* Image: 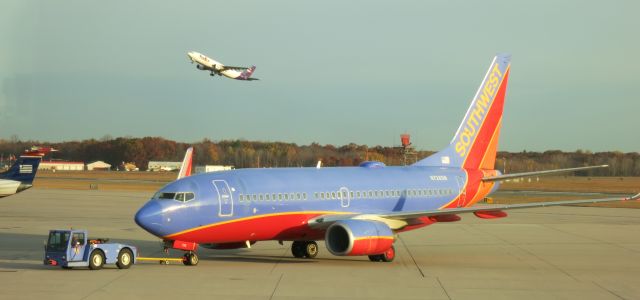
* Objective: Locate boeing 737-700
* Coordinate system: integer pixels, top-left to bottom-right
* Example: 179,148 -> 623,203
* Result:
136,54 -> 638,265
187,51 -> 258,81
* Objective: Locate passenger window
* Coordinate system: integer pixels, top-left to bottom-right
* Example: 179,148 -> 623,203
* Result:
350,191 -> 354,198
356,191 -> 361,198
265,194 -> 270,201
284,194 -> 289,200
320,192 -> 325,199
314,192 -> 319,199
331,192 -> 336,199
303,193 -> 307,200
259,194 -> 264,201
272,193 -> 277,201
296,193 -> 301,200
290,193 -> 295,200
251,194 -> 256,201
278,194 -> 283,200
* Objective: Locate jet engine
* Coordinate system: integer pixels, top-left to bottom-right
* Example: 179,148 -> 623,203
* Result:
325,219 -> 394,256
196,64 -> 206,70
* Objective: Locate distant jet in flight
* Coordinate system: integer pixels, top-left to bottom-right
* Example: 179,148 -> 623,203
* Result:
187,51 -> 259,81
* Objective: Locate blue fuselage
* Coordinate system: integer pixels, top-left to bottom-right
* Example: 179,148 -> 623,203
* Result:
135,164 -> 500,244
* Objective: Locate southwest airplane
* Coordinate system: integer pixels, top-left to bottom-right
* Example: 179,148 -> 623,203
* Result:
136,54 -> 638,265
0,156 -> 41,197
187,51 -> 259,81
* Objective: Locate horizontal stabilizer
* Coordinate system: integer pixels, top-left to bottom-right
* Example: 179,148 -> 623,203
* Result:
482,165 -> 608,182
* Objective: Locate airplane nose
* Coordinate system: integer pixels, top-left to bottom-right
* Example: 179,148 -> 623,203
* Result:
135,200 -> 164,236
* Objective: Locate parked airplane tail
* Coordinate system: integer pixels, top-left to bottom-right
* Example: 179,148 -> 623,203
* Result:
239,66 -> 258,80
413,54 -> 511,170
177,147 -> 193,180
0,156 -> 41,184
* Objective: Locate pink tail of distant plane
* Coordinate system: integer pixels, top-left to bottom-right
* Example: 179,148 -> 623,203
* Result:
239,66 -> 258,80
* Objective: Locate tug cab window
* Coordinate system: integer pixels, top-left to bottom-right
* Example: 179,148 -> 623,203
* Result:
46,231 -> 70,252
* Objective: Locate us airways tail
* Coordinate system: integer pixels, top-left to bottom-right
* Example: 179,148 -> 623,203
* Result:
413,54 -> 511,170
0,156 -> 41,197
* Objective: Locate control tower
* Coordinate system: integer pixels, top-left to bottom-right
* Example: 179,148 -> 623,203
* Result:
400,134 -> 417,165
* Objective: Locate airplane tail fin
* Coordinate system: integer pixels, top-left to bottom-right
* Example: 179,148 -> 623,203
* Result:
413,54 -> 511,170
0,156 -> 41,184
239,66 -> 257,80
177,147 -> 194,180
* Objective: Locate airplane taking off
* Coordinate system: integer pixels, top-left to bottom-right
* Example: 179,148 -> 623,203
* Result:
187,51 -> 259,81
136,54 -> 638,265
0,156 -> 41,197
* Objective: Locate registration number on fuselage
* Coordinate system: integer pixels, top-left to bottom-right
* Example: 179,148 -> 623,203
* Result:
429,175 -> 448,181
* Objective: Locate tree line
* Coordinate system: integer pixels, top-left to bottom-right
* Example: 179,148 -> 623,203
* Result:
0,136 -> 638,176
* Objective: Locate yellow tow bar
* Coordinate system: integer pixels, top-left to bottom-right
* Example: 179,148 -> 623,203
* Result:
137,257 -> 184,265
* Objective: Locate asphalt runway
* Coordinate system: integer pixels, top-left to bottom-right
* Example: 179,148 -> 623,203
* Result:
1,188 -> 639,300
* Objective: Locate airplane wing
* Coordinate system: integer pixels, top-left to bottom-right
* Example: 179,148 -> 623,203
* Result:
308,192 -> 640,230
482,165 -> 609,182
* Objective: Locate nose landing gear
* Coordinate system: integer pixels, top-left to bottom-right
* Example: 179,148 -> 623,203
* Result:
183,251 -> 199,266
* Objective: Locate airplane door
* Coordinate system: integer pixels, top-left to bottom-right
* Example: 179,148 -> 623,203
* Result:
339,187 -> 350,208
213,180 -> 233,217
67,232 -> 86,262
455,176 -> 466,208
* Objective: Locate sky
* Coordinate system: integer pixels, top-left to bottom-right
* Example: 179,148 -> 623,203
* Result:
1,0 -> 638,152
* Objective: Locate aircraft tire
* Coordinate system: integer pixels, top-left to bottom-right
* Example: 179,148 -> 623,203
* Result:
304,241 -> 319,259
368,254 -> 382,262
380,246 -> 395,262
291,241 -> 305,258
183,252 -> 199,266
116,248 -> 133,269
89,250 -> 105,270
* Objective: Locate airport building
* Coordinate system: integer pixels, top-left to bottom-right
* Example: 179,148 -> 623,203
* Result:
39,161 -> 85,171
87,161 -> 111,171
147,161 -> 181,171
194,165 -> 234,174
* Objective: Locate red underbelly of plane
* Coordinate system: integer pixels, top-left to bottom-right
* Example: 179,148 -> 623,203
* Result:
168,212 -> 329,243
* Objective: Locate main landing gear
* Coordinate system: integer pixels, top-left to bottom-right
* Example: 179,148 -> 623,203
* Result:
291,241 -> 319,258
368,246 -> 395,262
182,251 -> 199,266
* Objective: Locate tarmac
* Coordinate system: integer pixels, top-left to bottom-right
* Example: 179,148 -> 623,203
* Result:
1,188 -> 639,300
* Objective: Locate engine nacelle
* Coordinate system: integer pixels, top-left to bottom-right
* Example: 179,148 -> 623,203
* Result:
196,64 -> 206,70
325,219 -> 394,256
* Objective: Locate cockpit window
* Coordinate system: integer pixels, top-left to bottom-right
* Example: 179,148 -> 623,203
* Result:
158,193 -> 176,199
155,191 -> 195,202
175,193 -> 185,201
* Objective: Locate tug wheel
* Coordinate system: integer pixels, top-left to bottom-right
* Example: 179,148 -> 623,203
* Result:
116,248 -> 133,269
89,250 -> 105,270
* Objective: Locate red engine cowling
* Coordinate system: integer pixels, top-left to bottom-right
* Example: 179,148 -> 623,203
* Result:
325,219 -> 394,256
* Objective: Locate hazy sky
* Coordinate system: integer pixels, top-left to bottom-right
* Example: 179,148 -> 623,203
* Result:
1,0 -> 638,152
